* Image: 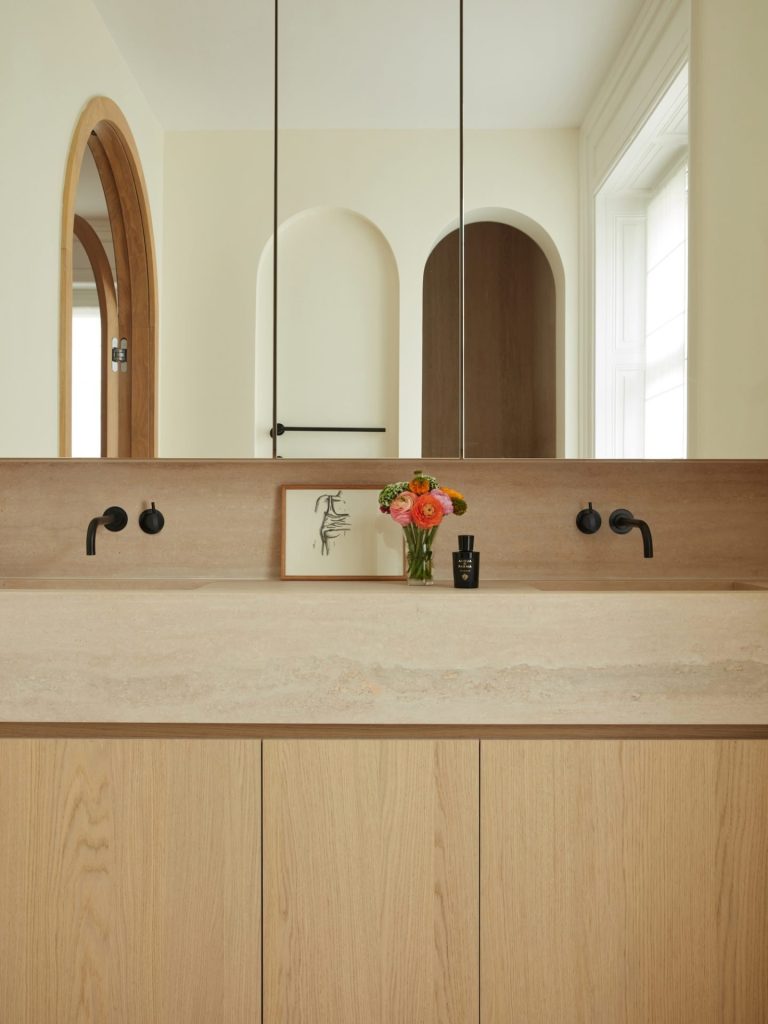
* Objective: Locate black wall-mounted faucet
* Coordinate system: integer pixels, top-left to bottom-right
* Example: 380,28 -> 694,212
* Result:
609,508 -> 654,558
86,506 -> 128,556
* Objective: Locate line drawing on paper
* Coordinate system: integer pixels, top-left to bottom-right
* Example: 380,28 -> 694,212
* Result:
314,490 -> 351,555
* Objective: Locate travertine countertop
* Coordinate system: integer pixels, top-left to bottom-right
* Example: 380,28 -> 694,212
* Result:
1,580 -> 767,724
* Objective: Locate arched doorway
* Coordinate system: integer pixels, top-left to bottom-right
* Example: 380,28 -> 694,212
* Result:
422,221 -> 556,458
60,96 -> 157,457
255,207 -> 399,458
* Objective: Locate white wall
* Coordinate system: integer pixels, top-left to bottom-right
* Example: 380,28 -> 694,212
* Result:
0,0 -> 164,457
159,132 -> 272,458
688,0 -> 768,456
161,128 -> 578,457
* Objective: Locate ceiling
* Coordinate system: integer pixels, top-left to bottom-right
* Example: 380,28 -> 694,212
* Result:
93,0 -> 646,131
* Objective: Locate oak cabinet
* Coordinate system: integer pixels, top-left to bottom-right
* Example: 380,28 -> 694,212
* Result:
481,740 -> 768,1024
263,739 -> 479,1024
0,739 -> 262,1024
1,736 -> 766,1024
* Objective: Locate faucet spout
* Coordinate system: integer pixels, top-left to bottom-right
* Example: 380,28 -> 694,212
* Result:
86,515 -> 110,556
609,509 -> 654,558
86,506 -> 128,556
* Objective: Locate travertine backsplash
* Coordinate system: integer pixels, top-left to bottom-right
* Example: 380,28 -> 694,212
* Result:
1,459 -> 766,580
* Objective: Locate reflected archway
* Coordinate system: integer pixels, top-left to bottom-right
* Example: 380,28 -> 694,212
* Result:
423,216 -> 559,458
256,207 -> 399,458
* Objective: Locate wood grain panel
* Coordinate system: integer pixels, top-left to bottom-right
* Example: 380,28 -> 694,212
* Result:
422,223 -> 556,458
422,231 -> 461,457
0,739 -> 261,1023
88,133 -> 133,458
481,740 -> 768,1024
3,723 -> 768,740
1,459 -> 767,582
464,222 -> 556,458
263,739 -> 479,1023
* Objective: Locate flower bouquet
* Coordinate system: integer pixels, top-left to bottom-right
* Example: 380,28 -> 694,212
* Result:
378,471 -> 467,585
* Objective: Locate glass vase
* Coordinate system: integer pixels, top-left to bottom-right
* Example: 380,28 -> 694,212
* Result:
404,525 -> 438,585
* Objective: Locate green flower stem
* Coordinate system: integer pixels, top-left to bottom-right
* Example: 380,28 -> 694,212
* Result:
404,524 -> 438,583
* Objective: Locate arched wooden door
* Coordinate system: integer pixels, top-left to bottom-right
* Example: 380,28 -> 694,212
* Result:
60,97 -> 157,457
422,221 -> 556,458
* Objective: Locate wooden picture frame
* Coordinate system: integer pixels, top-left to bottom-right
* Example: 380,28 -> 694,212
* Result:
281,485 -> 405,580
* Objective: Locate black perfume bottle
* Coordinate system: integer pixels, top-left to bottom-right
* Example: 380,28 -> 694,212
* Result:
452,535 -> 480,588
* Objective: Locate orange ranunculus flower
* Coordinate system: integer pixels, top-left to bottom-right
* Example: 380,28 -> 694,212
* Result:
408,477 -> 431,495
442,487 -> 464,501
412,493 -> 444,529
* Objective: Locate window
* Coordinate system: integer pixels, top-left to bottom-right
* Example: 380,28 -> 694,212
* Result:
595,66 -> 688,458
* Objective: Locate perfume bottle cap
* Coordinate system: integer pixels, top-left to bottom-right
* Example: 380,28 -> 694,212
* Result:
458,534 -> 474,551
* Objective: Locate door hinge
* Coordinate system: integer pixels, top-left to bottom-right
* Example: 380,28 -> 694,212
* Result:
111,338 -> 128,373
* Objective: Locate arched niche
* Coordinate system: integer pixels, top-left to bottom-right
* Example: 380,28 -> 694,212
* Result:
60,96 -> 157,457
256,207 -> 399,458
423,212 -> 562,458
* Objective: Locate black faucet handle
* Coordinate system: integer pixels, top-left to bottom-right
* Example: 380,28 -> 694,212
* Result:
576,502 -> 602,534
139,501 -> 165,535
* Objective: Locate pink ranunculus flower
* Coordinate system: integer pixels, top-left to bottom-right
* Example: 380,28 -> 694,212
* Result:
431,489 -> 454,516
389,490 -> 416,526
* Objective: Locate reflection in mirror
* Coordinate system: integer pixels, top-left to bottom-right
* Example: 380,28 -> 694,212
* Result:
71,150 -> 116,457
423,222 -> 556,458
6,0 -> 768,459
595,65 -> 689,458
60,97 -> 158,458
463,0 -> 656,458
268,0 -> 460,458
258,209 -> 399,458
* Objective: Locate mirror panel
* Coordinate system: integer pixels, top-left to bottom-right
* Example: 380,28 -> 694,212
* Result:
133,0 -> 275,458
463,0 -> 649,459
270,0 -> 460,458
4,0 -> 767,458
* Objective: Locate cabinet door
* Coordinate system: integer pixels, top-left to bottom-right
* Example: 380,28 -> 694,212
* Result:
481,740 -> 768,1024
263,739 -> 479,1024
0,739 -> 261,1023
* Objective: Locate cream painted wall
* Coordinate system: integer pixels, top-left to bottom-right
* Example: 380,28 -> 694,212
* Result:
159,132 -> 272,458
0,0 -> 163,457
259,209 -> 400,460
160,128 -> 578,457
688,0 -> 768,457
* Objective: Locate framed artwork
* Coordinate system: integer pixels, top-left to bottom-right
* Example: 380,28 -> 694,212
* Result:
281,485 -> 405,580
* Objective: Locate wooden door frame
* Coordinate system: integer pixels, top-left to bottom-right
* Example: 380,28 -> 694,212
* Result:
60,96 -> 157,457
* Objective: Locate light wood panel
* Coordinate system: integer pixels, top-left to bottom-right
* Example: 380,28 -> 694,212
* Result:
87,133 -> 134,458
3,723 -> 768,739
263,739 -> 479,1023
481,740 -> 768,1024
1,459 -> 767,581
0,739 -> 261,1023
